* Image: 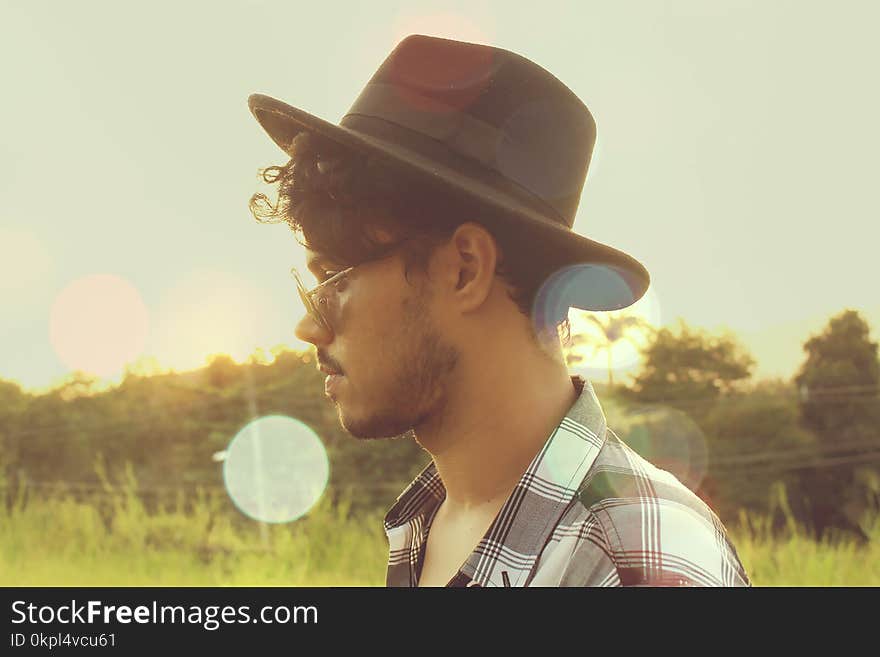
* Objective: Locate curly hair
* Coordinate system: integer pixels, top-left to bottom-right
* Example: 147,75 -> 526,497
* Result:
249,131 -> 572,346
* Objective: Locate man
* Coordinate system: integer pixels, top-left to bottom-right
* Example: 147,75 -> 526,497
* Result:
247,35 -> 750,586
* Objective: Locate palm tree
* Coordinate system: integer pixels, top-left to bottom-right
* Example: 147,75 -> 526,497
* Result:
565,314 -> 654,387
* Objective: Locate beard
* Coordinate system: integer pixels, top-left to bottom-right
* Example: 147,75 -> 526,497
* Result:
336,290 -> 459,440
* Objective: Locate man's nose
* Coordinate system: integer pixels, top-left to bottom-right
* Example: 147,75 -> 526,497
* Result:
294,311 -> 333,347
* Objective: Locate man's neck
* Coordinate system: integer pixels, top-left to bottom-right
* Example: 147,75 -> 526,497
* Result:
412,352 -> 579,517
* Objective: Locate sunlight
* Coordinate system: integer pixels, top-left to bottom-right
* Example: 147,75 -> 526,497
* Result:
48,274 -> 149,378
566,282 -> 662,372
149,268 -> 282,374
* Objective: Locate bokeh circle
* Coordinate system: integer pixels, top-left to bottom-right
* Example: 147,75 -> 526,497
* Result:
222,415 -> 330,524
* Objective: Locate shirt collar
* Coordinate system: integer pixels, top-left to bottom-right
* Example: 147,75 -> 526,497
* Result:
383,375 -> 607,587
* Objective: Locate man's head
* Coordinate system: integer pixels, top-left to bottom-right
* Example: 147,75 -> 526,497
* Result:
249,131 -> 572,439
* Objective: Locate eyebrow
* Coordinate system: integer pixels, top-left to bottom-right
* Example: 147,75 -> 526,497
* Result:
306,256 -> 332,274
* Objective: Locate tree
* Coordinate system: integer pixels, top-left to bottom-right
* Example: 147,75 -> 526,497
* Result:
793,309 -> 880,541
794,309 -> 880,434
698,388 -> 818,527
565,313 -> 653,386
204,354 -> 242,390
0,379 -> 32,508
626,320 -> 755,405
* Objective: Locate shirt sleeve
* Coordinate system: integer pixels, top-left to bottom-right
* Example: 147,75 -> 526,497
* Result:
587,500 -> 752,587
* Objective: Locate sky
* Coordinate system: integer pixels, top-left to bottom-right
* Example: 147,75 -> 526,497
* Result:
2,0 -> 878,393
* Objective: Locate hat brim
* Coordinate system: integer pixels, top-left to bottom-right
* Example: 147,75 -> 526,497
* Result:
248,93 -> 650,311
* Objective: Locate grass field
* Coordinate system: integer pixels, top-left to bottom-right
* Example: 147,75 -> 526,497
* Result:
1,488 -> 878,586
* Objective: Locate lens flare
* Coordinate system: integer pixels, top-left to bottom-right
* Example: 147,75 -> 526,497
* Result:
550,271 -> 662,378
49,274 -> 149,377
151,268 -> 282,372
222,415 -> 330,524
534,263 -> 644,322
612,405 -> 708,492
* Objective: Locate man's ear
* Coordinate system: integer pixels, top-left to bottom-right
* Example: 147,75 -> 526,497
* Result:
444,223 -> 499,311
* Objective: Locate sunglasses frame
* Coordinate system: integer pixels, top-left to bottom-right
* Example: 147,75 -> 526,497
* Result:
289,235 -> 427,332
290,266 -> 355,333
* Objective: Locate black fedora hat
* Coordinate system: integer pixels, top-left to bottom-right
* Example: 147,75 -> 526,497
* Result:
248,34 -> 650,312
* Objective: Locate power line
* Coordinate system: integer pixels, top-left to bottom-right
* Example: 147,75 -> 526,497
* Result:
604,381 -> 880,395
688,435 -> 880,468
619,392 -> 879,410
798,383 -> 880,394
632,444 -> 880,477
711,449 -> 880,476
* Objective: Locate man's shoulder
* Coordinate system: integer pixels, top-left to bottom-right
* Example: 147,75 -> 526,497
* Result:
571,429 -> 750,586
576,428 -> 711,517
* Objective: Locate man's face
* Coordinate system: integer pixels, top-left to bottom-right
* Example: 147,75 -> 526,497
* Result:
294,243 -> 460,440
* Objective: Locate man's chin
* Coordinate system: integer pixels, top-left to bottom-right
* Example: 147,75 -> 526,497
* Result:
338,409 -> 415,441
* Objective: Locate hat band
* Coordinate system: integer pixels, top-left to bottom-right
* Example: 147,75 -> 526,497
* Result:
341,83 -> 569,227
346,83 -> 502,167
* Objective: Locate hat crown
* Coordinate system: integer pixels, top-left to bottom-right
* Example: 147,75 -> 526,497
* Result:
247,35 -> 650,311
341,35 -> 597,228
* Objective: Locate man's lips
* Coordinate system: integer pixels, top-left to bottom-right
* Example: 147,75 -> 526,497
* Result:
324,371 -> 344,397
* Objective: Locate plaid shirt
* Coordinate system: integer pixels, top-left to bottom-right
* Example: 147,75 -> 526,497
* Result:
383,376 -> 751,587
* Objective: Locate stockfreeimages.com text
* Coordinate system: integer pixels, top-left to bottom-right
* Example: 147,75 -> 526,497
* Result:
11,600 -> 317,631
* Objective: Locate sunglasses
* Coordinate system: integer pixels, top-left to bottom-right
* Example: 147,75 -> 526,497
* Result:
289,236 -> 424,332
